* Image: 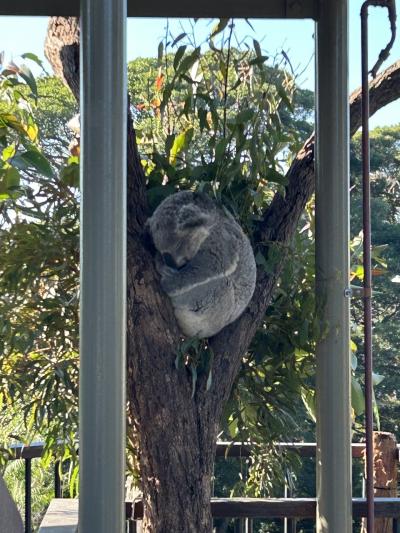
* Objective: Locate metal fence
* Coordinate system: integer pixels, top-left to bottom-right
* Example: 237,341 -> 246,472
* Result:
6,441 -> 400,533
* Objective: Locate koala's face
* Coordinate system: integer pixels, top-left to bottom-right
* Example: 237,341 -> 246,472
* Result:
148,191 -> 216,269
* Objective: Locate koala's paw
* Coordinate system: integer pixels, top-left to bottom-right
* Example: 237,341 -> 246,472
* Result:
159,266 -> 178,295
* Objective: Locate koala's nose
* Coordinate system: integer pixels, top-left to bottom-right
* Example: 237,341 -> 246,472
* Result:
162,253 -> 178,269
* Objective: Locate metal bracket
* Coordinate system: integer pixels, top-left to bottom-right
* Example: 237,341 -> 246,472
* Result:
348,286 -> 372,299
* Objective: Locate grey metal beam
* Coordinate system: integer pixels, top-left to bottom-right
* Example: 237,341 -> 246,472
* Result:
315,0 -> 352,532
79,0 -> 126,531
0,0 -> 318,18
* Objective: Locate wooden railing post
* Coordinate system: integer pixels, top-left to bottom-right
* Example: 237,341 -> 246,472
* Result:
362,432 -> 398,533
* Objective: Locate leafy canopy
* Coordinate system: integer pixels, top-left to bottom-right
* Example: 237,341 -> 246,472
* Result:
0,20 -> 398,498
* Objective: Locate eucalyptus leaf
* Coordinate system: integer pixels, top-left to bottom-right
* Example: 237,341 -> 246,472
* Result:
20,149 -> 54,178
19,64 -> 38,99
351,377 -> 365,416
253,39 -> 262,58
301,388 -> 316,422
173,45 -> 187,71
171,32 -> 186,47
211,18 -> 230,38
157,41 -> 164,67
21,53 -> 44,68
2,144 -> 16,162
178,48 -> 201,74
191,364 -> 198,399
169,128 -> 193,165
372,372 -> 384,386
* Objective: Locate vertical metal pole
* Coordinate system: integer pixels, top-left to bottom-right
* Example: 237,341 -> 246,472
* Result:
284,479 -> 296,533
234,518 -> 245,533
315,1 -> 352,532
54,460 -> 61,498
361,4 -> 374,531
79,0 -> 127,531
24,458 -> 31,533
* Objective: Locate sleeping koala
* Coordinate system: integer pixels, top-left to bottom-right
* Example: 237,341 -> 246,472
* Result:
148,191 -> 256,338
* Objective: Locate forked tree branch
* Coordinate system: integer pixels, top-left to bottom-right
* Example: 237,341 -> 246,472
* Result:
45,15 -> 400,419
209,59 -> 400,404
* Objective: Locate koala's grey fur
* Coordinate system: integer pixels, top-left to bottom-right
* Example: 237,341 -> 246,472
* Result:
148,191 -> 256,338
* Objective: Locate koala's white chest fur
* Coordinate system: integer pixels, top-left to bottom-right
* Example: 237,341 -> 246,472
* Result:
148,191 -> 257,338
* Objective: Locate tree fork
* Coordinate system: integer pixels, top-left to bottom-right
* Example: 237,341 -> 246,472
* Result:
44,16 -> 400,532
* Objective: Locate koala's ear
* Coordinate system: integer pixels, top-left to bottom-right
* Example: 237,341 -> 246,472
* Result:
177,205 -> 208,229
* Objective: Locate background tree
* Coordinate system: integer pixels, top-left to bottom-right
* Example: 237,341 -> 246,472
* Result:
0,56 -> 79,528
350,125 -> 400,435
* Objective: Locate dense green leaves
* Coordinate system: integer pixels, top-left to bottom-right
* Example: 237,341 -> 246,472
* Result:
350,125 -> 400,437
0,28 -> 316,499
129,23 -> 311,230
1,22 -> 399,505
0,56 -> 79,500
0,60 -> 69,202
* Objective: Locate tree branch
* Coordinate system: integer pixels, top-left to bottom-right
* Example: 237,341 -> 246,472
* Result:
349,59 -> 400,136
44,15 -> 400,434
45,17 -> 149,234
209,59 -> 400,406
45,17 -> 80,102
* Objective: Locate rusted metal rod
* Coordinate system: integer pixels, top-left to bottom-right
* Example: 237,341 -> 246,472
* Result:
360,2 -> 396,532
361,4 -> 374,531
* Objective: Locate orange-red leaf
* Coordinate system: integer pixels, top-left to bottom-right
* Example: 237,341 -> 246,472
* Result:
155,73 -> 165,91
372,268 -> 386,276
151,98 -> 161,109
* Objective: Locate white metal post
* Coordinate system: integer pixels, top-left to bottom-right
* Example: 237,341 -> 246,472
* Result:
315,0 -> 352,531
79,0 -> 127,531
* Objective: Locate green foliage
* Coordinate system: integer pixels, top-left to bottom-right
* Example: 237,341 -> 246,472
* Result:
0,55 -> 80,496
350,125 -> 400,437
128,21 -> 312,227
1,22 -> 399,507
0,27 -> 316,499
127,23 -> 321,493
175,338 -> 214,397
3,458 -> 53,531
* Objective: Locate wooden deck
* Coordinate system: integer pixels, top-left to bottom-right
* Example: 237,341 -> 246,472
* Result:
38,499 -> 78,533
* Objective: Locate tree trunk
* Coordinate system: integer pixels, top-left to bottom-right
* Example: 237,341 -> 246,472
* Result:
136,403 -> 216,531
125,215 -> 223,531
44,17 -> 400,533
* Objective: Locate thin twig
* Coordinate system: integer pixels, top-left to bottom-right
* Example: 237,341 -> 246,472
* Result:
222,20 -> 234,139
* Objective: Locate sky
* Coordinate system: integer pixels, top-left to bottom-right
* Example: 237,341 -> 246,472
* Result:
0,0 -> 399,128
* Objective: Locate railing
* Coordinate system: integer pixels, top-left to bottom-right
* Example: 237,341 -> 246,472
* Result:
5,440 -> 400,533
6,442 -> 61,533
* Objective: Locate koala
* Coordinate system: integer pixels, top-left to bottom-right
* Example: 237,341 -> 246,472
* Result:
147,191 -> 256,338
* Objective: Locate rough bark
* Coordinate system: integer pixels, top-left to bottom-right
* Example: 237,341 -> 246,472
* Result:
44,17 -> 400,532
349,60 -> 400,136
45,18 -> 80,102
361,432 -> 398,533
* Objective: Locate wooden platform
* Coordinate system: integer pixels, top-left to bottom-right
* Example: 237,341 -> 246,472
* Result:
38,499 -> 78,533
38,496 -> 400,529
